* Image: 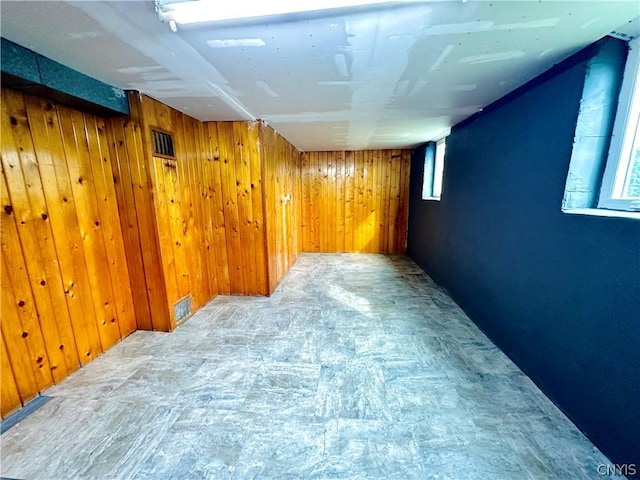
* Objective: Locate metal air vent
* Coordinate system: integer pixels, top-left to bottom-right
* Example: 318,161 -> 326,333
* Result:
174,295 -> 191,324
151,129 -> 175,158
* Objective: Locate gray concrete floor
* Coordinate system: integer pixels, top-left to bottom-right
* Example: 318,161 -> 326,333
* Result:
1,254 -> 614,479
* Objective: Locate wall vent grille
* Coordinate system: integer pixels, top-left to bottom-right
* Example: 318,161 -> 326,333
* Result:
151,129 -> 175,158
174,295 -> 191,323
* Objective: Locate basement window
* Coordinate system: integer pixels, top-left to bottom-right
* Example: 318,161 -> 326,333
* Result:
599,37 -> 640,212
422,138 -> 446,201
151,129 -> 175,159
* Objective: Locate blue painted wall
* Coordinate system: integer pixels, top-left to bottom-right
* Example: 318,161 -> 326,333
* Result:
407,39 -> 640,469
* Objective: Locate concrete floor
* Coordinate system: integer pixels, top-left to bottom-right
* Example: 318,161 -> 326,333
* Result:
1,254 -> 613,479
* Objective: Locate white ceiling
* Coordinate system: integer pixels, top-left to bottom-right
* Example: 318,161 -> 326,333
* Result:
1,1 -> 639,151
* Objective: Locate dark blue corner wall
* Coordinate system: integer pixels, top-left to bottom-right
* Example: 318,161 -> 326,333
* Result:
407,39 -> 640,469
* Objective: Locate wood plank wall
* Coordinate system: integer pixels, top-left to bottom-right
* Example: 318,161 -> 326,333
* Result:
120,96 -> 297,326
1,87 -> 412,418
127,94 -> 221,326
106,99 -> 170,332
1,88 -> 136,417
301,149 -> 411,253
202,120 -> 269,296
261,123 -> 301,292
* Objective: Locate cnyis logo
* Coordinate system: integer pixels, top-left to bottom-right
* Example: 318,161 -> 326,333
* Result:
597,463 -> 637,477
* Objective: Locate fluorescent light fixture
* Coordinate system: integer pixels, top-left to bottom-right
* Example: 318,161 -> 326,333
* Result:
157,0 -> 404,25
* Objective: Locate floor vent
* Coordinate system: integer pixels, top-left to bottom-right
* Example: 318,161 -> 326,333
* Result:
174,295 -> 191,323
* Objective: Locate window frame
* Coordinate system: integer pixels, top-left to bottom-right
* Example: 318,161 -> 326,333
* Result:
422,137 -> 446,201
598,36 -> 640,212
433,138 -> 446,199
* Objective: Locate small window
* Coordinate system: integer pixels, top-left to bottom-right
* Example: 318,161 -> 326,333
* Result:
599,37 -> 640,212
151,129 -> 175,159
422,138 -> 446,200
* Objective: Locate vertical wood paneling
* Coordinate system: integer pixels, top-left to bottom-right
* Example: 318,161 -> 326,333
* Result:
2,92 -> 78,383
124,96 -> 284,304
301,149 -> 411,253
218,122 -> 245,294
108,94 -> 170,332
138,97 -> 179,323
290,141 -> 301,267
62,108 -> 122,350
1,88 -> 135,417
354,151 -> 365,251
204,123 -> 231,294
195,121 -> 219,300
363,150 -> 372,251
172,111 -> 200,304
260,123 -> 301,292
379,150 -> 392,253
344,151 -> 355,253
196,116 -> 217,301
146,99 -> 189,304
164,143 -> 190,301
233,122 -> 257,294
371,150 -> 381,253
150,155 -> 180,305
1,174 -> 53,397
246,122 -> 268,294
23,96 -> 102,363
91,116 -> 136,337
2,89 -> 307,419
1,199 -> 52,403
107,118 -> 154,331
292,141 -> 302,266
329,152 -> 337,252
186,120 -> 272,296
335,151 -> 345,252
1,331 -> 21,418
320,152 -> 329,252
388,150 -> 401,253
397,149 -> 411,253
182,114 -> 212,307
300,153 -> 310,252
312,152 -> 321,252
263,126 -> 277,290
115,93 -> 225,330
127,95 -> 193,326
